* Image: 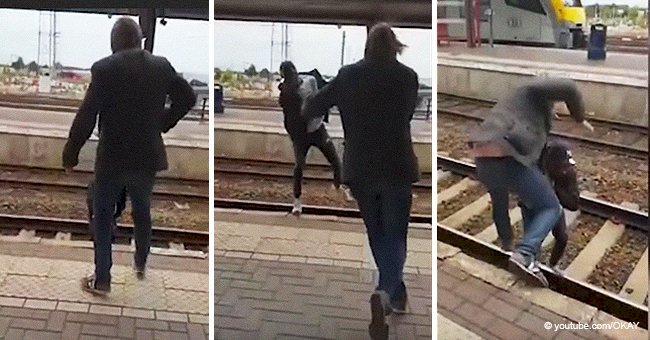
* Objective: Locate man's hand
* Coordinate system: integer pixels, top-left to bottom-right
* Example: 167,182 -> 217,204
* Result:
582,120 -> 594,132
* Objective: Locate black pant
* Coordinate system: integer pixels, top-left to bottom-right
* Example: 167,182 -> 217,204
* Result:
92,169 -> 155,287
291,125 -> 341,199
87,181 -> 127,241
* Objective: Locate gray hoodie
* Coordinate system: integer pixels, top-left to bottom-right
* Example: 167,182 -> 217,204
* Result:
469,78 -> 585,167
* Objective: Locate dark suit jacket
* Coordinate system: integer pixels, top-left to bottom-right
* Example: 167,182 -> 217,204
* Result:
62,49 -> 196,173
468,78 -> 585,167
303,59 -> 420,185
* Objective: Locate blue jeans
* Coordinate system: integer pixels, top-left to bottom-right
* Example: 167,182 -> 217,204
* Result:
349,181 -> 412,300
475,157 -> 561,258
93,168 -> 156,287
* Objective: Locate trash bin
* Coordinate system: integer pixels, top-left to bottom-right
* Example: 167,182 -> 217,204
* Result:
571,28 -> 586,49
214,84 -> 224,114
587,24 -> 607,60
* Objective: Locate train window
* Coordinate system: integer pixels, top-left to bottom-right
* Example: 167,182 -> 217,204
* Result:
457,0 -> 491,22
505,0 -> 546,15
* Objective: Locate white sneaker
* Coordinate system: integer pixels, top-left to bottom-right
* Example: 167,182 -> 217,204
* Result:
551,265 -> 564,277
343,187 -> 355,202
292,198 -> 302,216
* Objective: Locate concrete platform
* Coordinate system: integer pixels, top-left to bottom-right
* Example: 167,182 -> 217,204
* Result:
215,210 -> 432,338
0,240 -> 208,340
215,109 -> 433,173
438,43 -> 648,125
0,107 -> 208,181
437,242 -> 648,340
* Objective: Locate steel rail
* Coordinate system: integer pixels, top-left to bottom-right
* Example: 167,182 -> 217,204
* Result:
437,223 -> 648,329
437,107 -> 648,159
437,155 -> 649,232
214,198 -> 432,225
0,213 -> 208,248
438,93 -> 648,135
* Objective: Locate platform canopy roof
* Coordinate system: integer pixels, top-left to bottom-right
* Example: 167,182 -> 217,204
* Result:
214,0 -> 432,29
29,8 -> 208,21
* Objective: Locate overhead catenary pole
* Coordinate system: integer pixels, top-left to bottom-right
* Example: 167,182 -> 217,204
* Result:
53,12 -> 57,72
270,23 -> 275,72
340,30 -> 346,66
48,12 -> 53,66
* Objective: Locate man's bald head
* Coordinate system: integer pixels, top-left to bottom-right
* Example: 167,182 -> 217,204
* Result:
111,17 -> 143,53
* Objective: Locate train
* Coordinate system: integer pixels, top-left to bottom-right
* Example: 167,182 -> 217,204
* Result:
440,0 -> 587,48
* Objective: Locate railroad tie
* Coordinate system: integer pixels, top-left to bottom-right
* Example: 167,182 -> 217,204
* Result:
437,170 -> 451,182
564,220 -> 625,282
441,194 -> 491,229
540,209 -> 581,249
437,177 -> 479,204
619,248 -> 648,305
474,207 -> 522,243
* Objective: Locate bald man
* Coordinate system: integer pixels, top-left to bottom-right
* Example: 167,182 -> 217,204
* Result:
62,17 -> 196,295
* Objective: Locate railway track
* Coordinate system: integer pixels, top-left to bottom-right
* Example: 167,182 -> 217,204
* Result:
215,157 -> 432,190
0,166 -> 208,201
214,198 -> 433,226
0,213 -> 209,250
438,93 -> 648,159
437,155 -> 648,328
0,95 -> 208,119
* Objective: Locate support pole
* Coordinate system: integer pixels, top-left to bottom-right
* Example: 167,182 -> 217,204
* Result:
465,0 -> 475,47
139,8 -> 156,52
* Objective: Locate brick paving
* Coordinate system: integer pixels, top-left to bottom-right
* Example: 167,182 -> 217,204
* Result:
0,241 -> 209,340
437,259 -> 626,340
0,307 -> 209,339
215,255 -> 433,339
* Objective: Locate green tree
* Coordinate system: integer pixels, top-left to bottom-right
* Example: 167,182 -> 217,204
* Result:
27,61 -> 39,73
259,68 -> 271,79
244,64 -> 257,77
220,70 -> 234,84
10,57 -> 24,71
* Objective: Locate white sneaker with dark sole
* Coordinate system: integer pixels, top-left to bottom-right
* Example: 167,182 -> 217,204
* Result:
508,253 -> 549,288
291,198 -> 302,216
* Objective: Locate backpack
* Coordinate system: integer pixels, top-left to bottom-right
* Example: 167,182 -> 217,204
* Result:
541,140 -> 579,211
299,69 -> 330,123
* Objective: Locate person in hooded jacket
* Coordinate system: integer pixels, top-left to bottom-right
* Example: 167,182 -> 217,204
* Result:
538,139 -> 580,271
278,61 -> 342,215
468,77 -> 593,287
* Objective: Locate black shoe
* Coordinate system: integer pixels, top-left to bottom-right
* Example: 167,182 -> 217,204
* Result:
81,275 -> 110,296
333,173 -> 341,190
391,282 -> 408,314
132,258 -> 146,280
369,291 -> 390,340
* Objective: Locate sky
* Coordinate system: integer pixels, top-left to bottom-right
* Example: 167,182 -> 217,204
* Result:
214,20 -> 432,83
0,9 -> 209,82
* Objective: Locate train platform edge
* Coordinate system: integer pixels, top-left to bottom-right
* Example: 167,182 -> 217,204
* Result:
0,238 -> 209,340
437,242 -> 648,340
214,209 -> 433,339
